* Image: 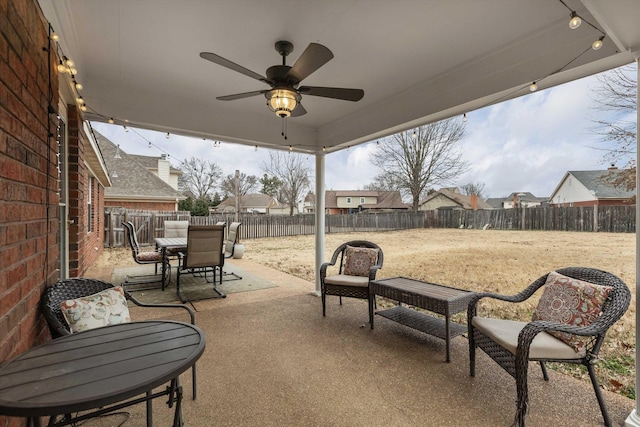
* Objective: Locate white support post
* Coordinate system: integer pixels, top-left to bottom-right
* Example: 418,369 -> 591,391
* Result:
625,57 -> 640,427
313,152 -> 326,296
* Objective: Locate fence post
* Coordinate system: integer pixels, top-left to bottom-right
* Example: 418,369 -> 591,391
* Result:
593,205 -> 599,232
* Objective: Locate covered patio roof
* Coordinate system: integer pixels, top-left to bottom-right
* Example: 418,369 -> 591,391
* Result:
39,0 -> 639,154
39,2 -> 640,423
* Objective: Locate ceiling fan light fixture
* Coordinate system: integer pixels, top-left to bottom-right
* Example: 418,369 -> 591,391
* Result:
266,89 -> 300,118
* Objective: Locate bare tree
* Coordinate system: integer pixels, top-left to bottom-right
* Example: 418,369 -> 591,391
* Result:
262,151 -> 311,215
220,172 -> 258,197
369,118 -> 469,210
460,182 -> 487,199
591,64 -> 637,190
178,157 -> 223,200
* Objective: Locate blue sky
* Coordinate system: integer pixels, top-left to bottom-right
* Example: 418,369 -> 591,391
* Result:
91,65 -> 635,199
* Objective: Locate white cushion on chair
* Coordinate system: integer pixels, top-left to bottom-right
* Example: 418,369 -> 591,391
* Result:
324,274 -> 369,287
60,287 -> 131,333
472,317 -> 586,359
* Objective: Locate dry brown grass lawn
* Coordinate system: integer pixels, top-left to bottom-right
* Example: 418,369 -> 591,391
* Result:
242,228 -> 636,399
99,228 -> 636,398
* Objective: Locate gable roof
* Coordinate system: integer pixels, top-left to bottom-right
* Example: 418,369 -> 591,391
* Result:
94,131 -> 185,201
419,188 -> 493,210
217,194 -> 281,209
567,170 -> 635,199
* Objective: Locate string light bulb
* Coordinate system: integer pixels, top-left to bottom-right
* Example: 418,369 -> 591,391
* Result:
124,125 -> 129,132
148,141 -> 152,148
165,132 -> 170,139
75,82 -> 83,91
569,11 -> 582,29
57,61 -> 66,73
463,113 -> 468,122
529,82 -> 538,92
108,118 -> 114,124
592,36 -> 605,50
411,131 -> 418,141
254,145 -> 258,152
50,32 -> 59,42
322,146 -> 326,152
80,105 -> 87,112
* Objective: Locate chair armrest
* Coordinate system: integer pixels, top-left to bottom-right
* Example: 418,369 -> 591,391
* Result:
467,290 -> 536,328
126,293 -> 196,325
320,262 -> 334,280
368,264 -> 383,281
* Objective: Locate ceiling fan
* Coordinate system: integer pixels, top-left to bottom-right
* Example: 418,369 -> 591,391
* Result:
199,40 -> 364,119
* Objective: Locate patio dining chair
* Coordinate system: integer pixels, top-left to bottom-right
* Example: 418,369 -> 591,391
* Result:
122,221 -> 168,289
320,240 -> 383,322
163,220 -> 189,261
176,224 -> 227,302
468,267 -> 631,427
40,277 -> 199,399
221,221 -> 242,281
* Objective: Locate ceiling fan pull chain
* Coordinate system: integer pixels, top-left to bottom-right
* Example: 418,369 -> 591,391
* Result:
282,117 -> 288,140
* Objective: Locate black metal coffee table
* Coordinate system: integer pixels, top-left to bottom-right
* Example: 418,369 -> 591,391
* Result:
370,277 -> 475,362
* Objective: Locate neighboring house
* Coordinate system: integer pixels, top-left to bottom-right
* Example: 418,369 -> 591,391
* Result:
129,153 -> 182,191
302,192 -> 316,214
418,188 -> 493,211
325,190 -> 409,214
488,192 -> 547,209
94,131 -> 185,211
215,193 -> 286,214
548,168 -> 635,207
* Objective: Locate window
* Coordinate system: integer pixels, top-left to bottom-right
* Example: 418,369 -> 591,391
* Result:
87,177 -> 92,233
346,197 -> 352,204
360,197 -> 365,204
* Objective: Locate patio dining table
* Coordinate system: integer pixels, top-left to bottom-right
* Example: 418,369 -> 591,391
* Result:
0,320 -> 205,427
155,237 -> 188,289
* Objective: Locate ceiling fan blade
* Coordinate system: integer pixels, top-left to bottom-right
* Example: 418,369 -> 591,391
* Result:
291,103 -> 307,117
298,86 -> 364,101
285,43 -> 334,83
216,90 -> 267,101
200,52 -> 271,84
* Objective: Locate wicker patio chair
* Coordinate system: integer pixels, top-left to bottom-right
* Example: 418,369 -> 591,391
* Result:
177,224 -> 227,302
467,267 -> 631,427
40,277 -> 199,399
320,240 -> 383,321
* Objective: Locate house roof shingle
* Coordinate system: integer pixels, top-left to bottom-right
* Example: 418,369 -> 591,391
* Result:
568,170 -> 635,199
94,131 -> 184,201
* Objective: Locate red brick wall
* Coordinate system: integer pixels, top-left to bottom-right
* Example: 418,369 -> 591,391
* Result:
105,200 -> 178,211
66,105 -> 105,276
0,0 -> 60,408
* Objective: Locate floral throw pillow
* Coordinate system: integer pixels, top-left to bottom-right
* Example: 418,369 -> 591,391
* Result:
60,286 -> 131,333
343,245 -> 379,277
532,271 -> 612,352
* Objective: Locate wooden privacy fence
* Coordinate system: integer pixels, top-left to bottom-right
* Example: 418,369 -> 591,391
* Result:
104,205 -> 635,248
426,205 -> 636,233
104,209 -> 427,247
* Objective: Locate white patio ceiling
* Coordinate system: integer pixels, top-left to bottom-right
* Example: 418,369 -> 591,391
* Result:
40,0 -> 640,155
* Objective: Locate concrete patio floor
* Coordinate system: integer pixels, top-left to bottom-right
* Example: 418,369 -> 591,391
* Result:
84,258 -> 634,426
